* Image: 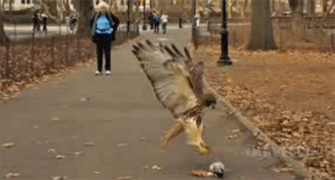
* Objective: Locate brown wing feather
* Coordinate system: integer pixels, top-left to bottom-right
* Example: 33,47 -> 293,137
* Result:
132,40 -> 201,117
189,62 -> 205,97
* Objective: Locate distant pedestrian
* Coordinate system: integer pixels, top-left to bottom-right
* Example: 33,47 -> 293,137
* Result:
195,12 -> 200,27
69,13 -> 77,32
90,1 -> 120,75
33,10 -> 41,33
149,11 -> 154,30
41,13 -> 48,34
153,12 -> 161,34
161,12 -> 168,34
179,16 -> 183,28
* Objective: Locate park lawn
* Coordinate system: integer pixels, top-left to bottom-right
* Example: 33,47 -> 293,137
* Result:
193,43 -> 335,180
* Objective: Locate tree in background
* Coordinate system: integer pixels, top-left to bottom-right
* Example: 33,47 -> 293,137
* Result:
0,14 -> 10,45
288,0 -> 305,36
247,0 -> 277,50
39,0 -> 73,23
289,0 -> 304,16
73,0 -> 94,38
1,0 -> 10,45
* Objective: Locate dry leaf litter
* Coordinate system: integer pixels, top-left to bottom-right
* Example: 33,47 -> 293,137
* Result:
194,43 -> 335,180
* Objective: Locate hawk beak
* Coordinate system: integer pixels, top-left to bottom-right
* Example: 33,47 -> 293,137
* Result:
211,104 -> 216,109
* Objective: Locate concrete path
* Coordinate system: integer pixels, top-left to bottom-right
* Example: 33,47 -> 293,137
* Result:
1,28 -> 297,180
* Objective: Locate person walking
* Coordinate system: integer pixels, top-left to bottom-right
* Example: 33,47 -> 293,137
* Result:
148,11 -> 154,30
161,12 -> 168,34
41,13 -> 48,35
195,11 -> 200,27
90,1 -> 120,75
69,13 -> 77,32
32,10 -> 41,33
153,12 -> 161,34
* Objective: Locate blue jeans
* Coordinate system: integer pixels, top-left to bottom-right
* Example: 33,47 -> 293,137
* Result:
95,33 -> 113,72
162,22 -> 167,34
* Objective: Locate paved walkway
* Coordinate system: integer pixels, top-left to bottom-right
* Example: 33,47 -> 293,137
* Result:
1,28 -> 297,180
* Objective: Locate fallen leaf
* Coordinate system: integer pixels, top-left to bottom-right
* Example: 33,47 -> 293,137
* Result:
190,170 -> 208,177
3,172 -> 20,178
142,166 -> 150,170
117,143 -> 129,147
80,97 -> 89,101
51,117 -> 61,121
140,137 -> 147,141
67,151 -> 83,156
272,167 -> 295,173
51,176 -> 67,180
48,148 -> 57,155
1,142 -> 15,148
45,140 -> 56,144
84,142 -> 94,146
116,176 -> 132,180
151,165 -> 162,170
327,122 -> 335,126
231,129 -> 240,133
32,125 -> 39,129
56,155 -> 66,159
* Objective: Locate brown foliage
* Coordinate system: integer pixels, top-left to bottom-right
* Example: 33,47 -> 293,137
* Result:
0,37 -> 94,102
194,42 -> 335,180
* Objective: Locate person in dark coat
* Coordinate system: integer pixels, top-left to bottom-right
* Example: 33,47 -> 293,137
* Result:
33,10 -> 41,33
69,13 -> 77,32
153,12 -> 161,34
41,13 -> 48,34
90,2 -> 120,75
148,11 -> 154,30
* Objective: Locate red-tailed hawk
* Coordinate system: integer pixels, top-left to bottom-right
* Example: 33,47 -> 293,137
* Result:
132,40 -> 216,155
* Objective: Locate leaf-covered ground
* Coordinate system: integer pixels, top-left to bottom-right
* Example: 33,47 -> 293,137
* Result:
0,37 -> 130,103
0,38 -> 95,102
194,43 -> 335,180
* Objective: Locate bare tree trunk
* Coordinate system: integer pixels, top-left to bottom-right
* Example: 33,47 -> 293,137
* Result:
228,0 -> 237,18
0,14 -> 10,45
241,0 -> 249,18
247,0 -> 277,50
289,0 -> 304,36
135,0 -> 139,20
323,0 -> 329,15
64,0 -> 71,16
321,0 -> 335,32
112,0 -> 118,12
271,0 -> 276,15
40,0 -> 64,23
323,0 -> 335,17
1,0 -> 10,45
75,0 -> 94,38
310,0 -> 317,34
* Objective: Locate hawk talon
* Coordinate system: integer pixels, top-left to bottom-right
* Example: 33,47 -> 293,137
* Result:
198,143 -> 211,156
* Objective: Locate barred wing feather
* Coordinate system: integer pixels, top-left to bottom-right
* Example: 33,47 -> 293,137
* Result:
132,40 -> 200,117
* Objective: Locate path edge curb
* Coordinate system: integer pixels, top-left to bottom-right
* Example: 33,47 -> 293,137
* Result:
187,42 -> 322,180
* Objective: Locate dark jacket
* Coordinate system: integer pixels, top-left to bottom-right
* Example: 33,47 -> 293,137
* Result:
90,12 -> 120,42
153,16 -> 161,24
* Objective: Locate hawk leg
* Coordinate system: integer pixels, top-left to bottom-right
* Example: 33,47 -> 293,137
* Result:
184,118 -> 210,155
161,120 -> 184,148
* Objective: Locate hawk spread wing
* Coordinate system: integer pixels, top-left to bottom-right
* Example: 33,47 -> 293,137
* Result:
132,40 -> 205,118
